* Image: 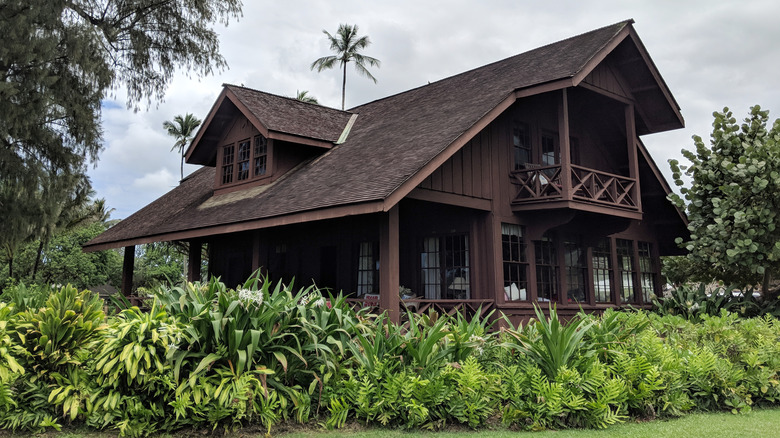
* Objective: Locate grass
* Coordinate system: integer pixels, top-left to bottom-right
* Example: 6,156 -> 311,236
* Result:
2,408 -> 779,437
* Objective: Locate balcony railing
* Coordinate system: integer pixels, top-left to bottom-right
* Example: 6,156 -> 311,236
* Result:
510,164 -> 638,210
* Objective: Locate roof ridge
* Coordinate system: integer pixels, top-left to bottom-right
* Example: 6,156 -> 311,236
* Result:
349,19 -> 634,112
223,83 -> 355,115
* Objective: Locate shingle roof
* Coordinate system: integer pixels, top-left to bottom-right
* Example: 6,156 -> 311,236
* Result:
227,85 -> 354,142
86,20 -> 641,249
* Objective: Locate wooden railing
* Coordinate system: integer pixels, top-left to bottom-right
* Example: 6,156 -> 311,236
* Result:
345,298 -> 495,319
510,164 -> 638,210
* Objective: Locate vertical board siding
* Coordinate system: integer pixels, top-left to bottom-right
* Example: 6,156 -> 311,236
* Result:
418,132 -> 494,200
583,62 -> 630,99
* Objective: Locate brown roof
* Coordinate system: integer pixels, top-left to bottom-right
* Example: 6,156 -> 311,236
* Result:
86,20 -> 676,250
227,85 -> 354,142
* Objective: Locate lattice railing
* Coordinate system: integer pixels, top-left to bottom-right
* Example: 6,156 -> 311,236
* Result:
345,298 -> 495,320
510,164 -> 638,210
510,165 -> 563,201
570,164 -> 637,209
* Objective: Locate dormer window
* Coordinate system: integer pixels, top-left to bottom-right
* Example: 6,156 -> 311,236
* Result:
254,135 -> 267,176
219,134 -> 270,187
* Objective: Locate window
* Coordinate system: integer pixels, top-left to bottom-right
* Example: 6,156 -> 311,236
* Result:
535,233 -> 558,302
593,238 -> 612,303
513,122 -> 531,170
221,145 -> 234,184
564,236 -> 587,303
237,139 -> 251,180
254,135 -> 267,176
541,131 -> 559,166
502,224 -> 528,301
616,239 -> 637,303
220,134 -> 270,186
638,242 -> 656,302
356,242 -> 379,296
420,234 -> 470,300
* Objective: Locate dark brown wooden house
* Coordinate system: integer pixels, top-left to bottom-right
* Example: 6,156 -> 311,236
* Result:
85,20 -> 687,323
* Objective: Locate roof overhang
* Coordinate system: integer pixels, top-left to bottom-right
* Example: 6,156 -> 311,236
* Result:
185,87 -> 335,166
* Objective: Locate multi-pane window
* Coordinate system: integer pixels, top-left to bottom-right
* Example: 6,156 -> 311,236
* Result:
541,132 -> 558,166
535,233 -> 558,302
638,242 -> 656,302
220,134 -> 270,186
564,236 -> 587,303
254,135 -> 267,176
237,140 -> 251,180
356,242 -> 378,296
221,145 -> 234,184
513,122 -> 531,170
502,224 -> 528,301
420,234 -> 470,300
616,239 -> 637,304
593,238 -> 612,303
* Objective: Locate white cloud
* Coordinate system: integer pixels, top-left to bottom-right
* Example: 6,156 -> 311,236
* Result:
89,0 -> 780,219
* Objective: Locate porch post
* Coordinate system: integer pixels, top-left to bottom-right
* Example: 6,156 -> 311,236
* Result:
187,239 -> 202,282
379,205 -> 400,324
558,88 -> 572,200
625,104 -> 642,211
121,245 -> 135,297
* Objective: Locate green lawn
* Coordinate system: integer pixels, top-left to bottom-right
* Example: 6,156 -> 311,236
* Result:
3,408 -> 779,437
278,408 -> 780,438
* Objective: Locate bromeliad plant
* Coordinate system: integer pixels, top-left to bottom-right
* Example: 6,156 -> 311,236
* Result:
503,304 -> 594,378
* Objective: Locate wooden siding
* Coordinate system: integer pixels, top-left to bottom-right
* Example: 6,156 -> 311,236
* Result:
417,138 -> 493,199
582,61 -> 632,100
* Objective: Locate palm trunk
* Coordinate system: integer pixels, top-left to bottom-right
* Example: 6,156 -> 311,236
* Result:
32,239 -> 44,280
762,268 -> 771,296
180,150 -> 184,181
341,63 -> 347,110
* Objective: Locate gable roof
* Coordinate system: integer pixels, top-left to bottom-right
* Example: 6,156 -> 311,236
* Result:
187,85 -> 355,165
85,19 -> 684,251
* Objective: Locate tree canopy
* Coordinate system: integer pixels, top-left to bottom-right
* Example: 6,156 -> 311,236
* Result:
0,0 -> 241,271
163,113 -> 202,181
669,106 -> 780,293
311,23 -> 380,110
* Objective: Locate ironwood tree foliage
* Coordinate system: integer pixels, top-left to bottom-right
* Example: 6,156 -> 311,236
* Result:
0,0 -> 241,277
311,23 -> 380,110
669,106 -> 780,293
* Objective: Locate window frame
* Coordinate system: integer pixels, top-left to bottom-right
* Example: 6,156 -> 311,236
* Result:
501,223 -> 528,302
420,234 -> 471,300
218,134 -> 272,189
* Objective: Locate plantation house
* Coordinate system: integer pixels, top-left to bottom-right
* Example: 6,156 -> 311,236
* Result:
85,20 -> 687,323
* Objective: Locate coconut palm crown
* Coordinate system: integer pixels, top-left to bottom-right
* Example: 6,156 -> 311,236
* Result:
163,113 -> 202,181
310,23 -> 380,110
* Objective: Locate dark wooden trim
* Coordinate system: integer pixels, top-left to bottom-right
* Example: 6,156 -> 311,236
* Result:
383,93 -> 517,210
572,25 -> 632,86
252,232 -> 261,273
187,239 -> 202,282
512,200 -> 643,220
379,205 -> 400,323
122,245 -> 135,296
514,79 -> 574,99
559,89 -> 572,201
406,188 -> 492,211
577,82 -> 634,105
266,130 -> 333,149
610,237 -> 621,306
585,245 -> 595,306
185,87 -> 230,161
626,105 -> 642,212
83,201 -> 386,252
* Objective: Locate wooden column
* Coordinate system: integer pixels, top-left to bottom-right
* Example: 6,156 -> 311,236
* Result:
379,205 -> 400,324
252,232 -> 261,275
609,237 -> 621,306
121,245 -> 135,297
625,104 -> 642,211
556,235 -> 568,306
187,239 -> 202,282
558,88 -> 572,200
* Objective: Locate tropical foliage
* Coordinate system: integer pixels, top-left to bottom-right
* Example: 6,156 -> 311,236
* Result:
3,277 -> 780,436
163,113 -> 202,181
669,105 -> 780,294
311,23 -> 381,110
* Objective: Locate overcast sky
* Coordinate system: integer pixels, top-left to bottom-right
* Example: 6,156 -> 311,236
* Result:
92,0 -> 780,219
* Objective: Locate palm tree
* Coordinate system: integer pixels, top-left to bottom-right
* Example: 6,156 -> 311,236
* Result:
295,90 -> 319,104
163,113 -> 202,181
310,24 -> 380,110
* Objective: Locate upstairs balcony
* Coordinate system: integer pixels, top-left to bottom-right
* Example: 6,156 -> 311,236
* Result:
510,163 -> 641,219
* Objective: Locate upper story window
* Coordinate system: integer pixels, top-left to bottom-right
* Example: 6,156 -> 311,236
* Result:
220,134 -> 270,187
513,121 -> 531,170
